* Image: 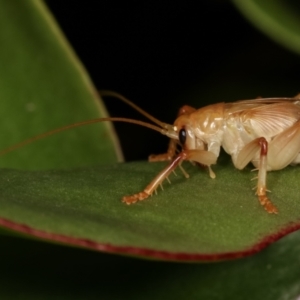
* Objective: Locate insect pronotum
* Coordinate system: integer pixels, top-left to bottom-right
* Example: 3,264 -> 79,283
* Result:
2,91 -> 300,214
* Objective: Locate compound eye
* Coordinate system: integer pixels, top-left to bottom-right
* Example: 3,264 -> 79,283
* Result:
179,128 -> 186,145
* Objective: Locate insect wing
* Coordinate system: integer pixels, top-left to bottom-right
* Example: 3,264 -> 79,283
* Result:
229,101 -> 300,138
235,97 -> 300,104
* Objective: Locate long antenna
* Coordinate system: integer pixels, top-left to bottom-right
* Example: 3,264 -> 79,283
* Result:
100,90 -> 174,131
0,117 -> 177,157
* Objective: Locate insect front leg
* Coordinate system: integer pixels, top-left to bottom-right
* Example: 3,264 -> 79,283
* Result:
122,149 -> 217,204
233,137 -> 277,214
148,138 -> 178,162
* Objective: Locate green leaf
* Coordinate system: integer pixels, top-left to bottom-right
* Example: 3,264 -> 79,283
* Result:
232,0 -> 300,55
0,160 -> 299,261
0,0 -> 122,170
1,230 -> 300,299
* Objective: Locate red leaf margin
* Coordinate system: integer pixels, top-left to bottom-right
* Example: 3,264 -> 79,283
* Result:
0,217 -> 299,262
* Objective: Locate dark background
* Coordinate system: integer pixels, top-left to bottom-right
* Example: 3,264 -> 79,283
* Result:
45,1 -> 300,161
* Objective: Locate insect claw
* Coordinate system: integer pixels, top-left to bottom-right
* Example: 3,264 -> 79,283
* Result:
122,191 -> 150,204
251,168 -> 258,172
251,176 -> 258,181
172,170 -> 177,176
258,195 -> 278,214
166,176 -> 171,184
160,183 -> 164,191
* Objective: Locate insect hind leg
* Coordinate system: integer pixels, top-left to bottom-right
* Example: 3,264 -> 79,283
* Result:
255,138 -> 278,214
233,137 -> 278,214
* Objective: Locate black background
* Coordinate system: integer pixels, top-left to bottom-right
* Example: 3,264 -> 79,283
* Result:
45,1 -> 300,161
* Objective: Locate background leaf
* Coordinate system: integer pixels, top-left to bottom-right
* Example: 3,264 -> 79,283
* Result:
0,0 -> 122,170
232,0 -> 300,55
0,230 -> 299,299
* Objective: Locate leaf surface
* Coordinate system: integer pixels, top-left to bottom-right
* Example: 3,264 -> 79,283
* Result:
0,160 -> 300,261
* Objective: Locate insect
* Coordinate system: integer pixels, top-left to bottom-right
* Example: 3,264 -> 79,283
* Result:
2,91 -> 300,214
102,92 -> 300,215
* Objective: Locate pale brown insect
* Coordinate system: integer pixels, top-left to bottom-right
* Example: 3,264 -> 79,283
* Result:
102,92 -> 300,214
3,92 -> 300,214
